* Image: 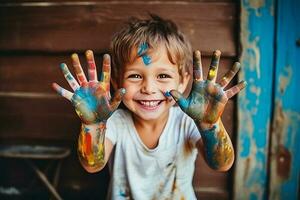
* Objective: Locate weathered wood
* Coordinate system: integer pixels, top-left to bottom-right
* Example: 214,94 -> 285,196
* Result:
234,1 -> 275,200
269,0 -> 300,199
0,97 -> 80,141
0,0 -> 234,2
0,2 -> 237,56
0,1 -> 239,199
0,55 -> 237,93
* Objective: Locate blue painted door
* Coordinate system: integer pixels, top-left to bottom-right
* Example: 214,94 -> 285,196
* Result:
269,0 -> 300,199
234,0 -> 300,199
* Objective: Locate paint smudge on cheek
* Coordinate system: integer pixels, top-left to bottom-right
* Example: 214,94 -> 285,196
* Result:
137,42 -> 152,66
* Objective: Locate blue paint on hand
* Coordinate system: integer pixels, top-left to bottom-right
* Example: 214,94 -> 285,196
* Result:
201,125 -> 219,168
178,97 -> 189,111
165,91 -> 171,97
60,63 -> 65,69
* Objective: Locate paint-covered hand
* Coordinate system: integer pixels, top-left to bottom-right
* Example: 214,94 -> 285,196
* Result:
52,50 -> 125,124
169,50 -> 246,129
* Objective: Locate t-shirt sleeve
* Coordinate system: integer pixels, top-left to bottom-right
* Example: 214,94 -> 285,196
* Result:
187,119 -> 201,146
175,107 -> 201,147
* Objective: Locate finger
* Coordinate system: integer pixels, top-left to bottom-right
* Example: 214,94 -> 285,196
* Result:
225,81 -> 247,99
86,50 -> 98,81
169,90 -> 188,111
52,82 -> 73,101
220,62 -> 241,88
193,50 -> 203,82
60,63 -> 80,91
71,53 -> 87,85
110,88 -> 126,111
95,84 -> 107,99
207,50 -> 221,82
100,54 -> 111,90
164,91 -> 173,102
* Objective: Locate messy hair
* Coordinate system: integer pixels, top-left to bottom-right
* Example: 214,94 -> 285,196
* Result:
110,14 -> 193,86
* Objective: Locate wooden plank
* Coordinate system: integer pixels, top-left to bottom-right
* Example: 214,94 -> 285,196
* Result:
0,0 -> 235,3
0,54 -> 238,93
269,0 -> 300,199
233,1 -> 275,200
0,2 -> 237,56
0,96 -> 80,141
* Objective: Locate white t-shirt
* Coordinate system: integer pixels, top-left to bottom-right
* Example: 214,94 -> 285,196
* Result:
105,106 -> 201,200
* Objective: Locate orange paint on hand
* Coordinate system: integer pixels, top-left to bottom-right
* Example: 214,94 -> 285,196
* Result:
85,133 -> 92,155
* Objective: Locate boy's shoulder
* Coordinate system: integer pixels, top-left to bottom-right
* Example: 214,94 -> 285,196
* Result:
108,108 -> 131,123
171,106 -> 192,121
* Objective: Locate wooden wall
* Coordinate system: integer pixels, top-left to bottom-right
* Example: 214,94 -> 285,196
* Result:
0,0 -> 239,199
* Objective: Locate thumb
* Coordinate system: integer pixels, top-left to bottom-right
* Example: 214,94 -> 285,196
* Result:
169,90 -> 188,112
110,88 -> 126,111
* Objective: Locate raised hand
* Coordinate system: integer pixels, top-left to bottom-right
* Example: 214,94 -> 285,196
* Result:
169,50 -> 246,127
52,50 -> 125,125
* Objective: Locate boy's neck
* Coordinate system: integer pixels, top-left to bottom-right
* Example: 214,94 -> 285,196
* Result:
132,109 -> 169,129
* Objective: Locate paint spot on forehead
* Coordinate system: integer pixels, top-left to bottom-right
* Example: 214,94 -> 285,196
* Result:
137,42 -> 152,66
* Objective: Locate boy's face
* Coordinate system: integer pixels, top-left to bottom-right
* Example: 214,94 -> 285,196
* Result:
121,46 -> 190,122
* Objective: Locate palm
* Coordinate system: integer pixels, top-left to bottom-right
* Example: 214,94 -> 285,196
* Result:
72,82 -> 112,124
185,80 -> 227,123
53,50 -> 125,124
170,50 -> 246,124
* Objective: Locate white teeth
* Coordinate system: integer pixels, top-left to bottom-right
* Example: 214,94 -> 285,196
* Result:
139,101 -> 160,107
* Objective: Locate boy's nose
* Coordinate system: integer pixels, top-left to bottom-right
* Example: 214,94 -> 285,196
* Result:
141,79 -> 156,94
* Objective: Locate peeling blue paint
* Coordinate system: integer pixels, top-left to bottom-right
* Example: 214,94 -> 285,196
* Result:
240,133 -> 250,157
268,0 -> 300,199
234,0 -> 275,199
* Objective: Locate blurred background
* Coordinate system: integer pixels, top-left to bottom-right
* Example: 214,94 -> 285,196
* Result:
0,0 -> 299,199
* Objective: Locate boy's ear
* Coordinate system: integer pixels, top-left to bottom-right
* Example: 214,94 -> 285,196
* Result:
178,72 -> 192,97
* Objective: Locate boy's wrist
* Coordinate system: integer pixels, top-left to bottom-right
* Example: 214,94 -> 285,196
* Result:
82,121 -> 106,129
195,120 -> 217,132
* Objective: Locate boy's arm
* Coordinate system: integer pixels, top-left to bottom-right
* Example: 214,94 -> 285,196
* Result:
78,123 -> 114,173
169,50 -> 246,171
52,50 -> 125,172
195,119 -> 234,171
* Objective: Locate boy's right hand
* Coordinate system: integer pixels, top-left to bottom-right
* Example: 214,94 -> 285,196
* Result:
52,50 -> 125,124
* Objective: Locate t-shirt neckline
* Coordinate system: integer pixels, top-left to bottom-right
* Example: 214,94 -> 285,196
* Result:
128,107 -> 174,153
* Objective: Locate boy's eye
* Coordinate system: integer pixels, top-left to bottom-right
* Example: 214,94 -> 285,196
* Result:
128,74 -> 142,79
158,74 -> 171,79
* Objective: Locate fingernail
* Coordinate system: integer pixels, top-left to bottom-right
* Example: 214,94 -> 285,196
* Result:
103,54 -> 110,59
121,88 -> 126,94
71,53 -> 78,60
165,91 -> 171,97
85,50 -> 93,58
60,63 -> 66,69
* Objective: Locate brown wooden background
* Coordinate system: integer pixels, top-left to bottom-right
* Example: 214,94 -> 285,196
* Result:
0,0 -> 239,199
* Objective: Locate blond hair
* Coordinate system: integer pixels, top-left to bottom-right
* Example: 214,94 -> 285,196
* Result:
110,14 -> 192,86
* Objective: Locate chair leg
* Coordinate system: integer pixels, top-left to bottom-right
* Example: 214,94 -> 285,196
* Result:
25,159 -> 63,200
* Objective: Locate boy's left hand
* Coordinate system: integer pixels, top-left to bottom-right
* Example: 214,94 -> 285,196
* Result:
169,50 -> 246,129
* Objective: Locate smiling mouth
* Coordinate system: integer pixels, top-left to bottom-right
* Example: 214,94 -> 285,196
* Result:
136,100 -> 163,107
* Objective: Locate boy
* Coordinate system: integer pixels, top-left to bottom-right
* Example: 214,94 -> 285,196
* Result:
53,15 -> 246,199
